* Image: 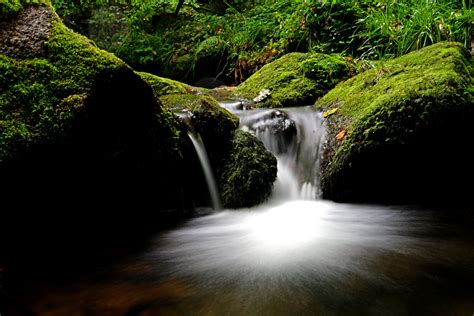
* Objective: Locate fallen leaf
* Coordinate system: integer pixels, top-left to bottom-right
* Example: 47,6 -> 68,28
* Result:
336,130 -> 347,141
324,107 -> 338,118
223,86 -> 237,91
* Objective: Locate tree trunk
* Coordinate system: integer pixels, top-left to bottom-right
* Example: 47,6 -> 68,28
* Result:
174,0 -> 185,16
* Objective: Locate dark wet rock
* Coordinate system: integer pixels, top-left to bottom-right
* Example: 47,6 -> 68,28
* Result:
0,6 -> 57,59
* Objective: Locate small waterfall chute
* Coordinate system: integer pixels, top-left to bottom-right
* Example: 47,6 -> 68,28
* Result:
230,106 -> 326,201
188,132 -> 222,211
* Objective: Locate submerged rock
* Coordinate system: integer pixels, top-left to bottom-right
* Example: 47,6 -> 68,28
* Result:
233,52 -> 349,108
316,42 -> 474,204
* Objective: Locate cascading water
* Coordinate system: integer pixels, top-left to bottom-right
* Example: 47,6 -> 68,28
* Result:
188,132 -> 222,210
225,104 -> 326,201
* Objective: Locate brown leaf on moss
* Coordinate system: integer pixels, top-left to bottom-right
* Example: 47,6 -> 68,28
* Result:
336,130 -> 347,141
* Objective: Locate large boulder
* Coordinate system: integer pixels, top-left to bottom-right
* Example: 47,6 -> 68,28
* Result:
0,3 -> 182,217
316,42 -> 473,204
233,52 -> 349,108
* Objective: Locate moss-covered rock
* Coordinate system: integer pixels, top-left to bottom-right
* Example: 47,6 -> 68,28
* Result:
160,94 -> 238,144
138,71 -> 191,96
316,42 -> 474,204
0,2 -> 277,216
0,3 -> 183,215
138,71 -> 234,100
221,130 -> 277,208
158,94 -> 240,205
233,52 -> 349,108
155,92 -> 277,209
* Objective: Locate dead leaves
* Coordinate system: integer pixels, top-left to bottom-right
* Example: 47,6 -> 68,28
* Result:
336,130 -> 347,141
323,107 -> 346,141
323,107 -> 338,118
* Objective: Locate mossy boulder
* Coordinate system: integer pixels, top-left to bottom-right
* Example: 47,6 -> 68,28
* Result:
160,94 -> 238,147
233,52 -> 349,108
138,71 -> 193,96
0,3 -> 183,215
138,71 -> 234,99
316,42 -> 474,204
221,130 -> 277,208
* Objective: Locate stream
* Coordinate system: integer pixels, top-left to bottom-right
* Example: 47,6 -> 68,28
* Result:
5,104 -> 474,315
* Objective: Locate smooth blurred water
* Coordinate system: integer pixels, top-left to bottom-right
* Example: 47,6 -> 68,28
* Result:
110,201 -> 473,315
188,132 -> 221,210
238,106 -> 326,200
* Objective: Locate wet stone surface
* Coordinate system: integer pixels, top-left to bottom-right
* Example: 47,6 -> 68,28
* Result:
0,6 -> 57,59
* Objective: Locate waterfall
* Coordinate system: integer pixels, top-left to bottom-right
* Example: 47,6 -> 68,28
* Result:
225,105 -> 326,201
188,132 -> 222,210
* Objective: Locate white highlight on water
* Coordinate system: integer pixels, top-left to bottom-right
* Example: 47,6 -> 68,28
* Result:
247,200 -> 327,249
188,132 -> 221,210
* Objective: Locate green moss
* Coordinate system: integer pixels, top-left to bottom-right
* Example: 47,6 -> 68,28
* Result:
233,52 -> 348,108
46,20 -> 124,92
221,129 -> 277,208
138,71 -> 190,97
0,11 -> 129,161
0,0 -> 22,19
315,42 -> 474,202
160,93 -> 238,140
0,4 -> 184,164
137,71 -> 234,100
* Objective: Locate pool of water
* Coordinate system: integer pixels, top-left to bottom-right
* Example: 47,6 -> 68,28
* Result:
10,201 -> 474,315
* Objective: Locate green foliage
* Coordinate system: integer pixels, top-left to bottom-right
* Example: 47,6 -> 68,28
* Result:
221,129 -> 277,208
43,0 -> 474,85
356,0 -> 473,59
